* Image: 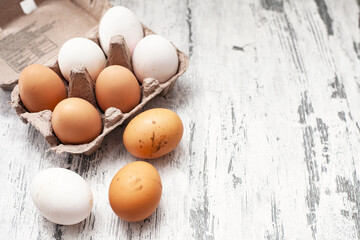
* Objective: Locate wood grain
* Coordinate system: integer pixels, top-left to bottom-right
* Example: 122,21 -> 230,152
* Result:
1,0 -> 360,239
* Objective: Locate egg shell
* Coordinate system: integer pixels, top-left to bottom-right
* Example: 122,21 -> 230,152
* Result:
132,35 -> 179,83
99,6 -> 144,56
30,168 -> 93,225
95,65 -> 141,113
18,64 -> 67,112
58,37 -> 106,81
109,161 -> 162,222
123,108 -> 183,159
51,97 -> 102,144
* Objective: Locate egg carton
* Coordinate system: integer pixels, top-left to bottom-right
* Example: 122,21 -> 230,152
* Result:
10,25 -> 189,155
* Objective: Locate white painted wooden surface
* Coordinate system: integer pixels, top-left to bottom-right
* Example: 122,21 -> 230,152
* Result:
1,0 -> 360,239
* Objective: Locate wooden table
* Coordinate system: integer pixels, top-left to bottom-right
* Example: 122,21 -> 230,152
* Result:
1,0 -> 360,239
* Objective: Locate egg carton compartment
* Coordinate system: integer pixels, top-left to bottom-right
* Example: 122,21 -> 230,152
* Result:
10,25 -> 189,155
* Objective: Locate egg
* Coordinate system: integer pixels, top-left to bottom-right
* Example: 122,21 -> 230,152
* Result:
51,98 -> 102,144
123,108 -> 183,159
95,65 -> 141,113
99,6 -> 144,56
18,64 -> 67,112
109,161 -> 162,222
58,37 -> 106,81
30,168 -> 93,225
132,35 -> 179,83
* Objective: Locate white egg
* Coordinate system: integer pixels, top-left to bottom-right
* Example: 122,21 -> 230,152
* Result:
99,6 -> 144,56
58,37 -> 106,81
132,35 -> 179,83
30,168 -> 93,225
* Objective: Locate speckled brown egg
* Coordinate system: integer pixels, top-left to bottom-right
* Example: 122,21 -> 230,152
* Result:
123,108 -> 183,159
51,98 -> 102,144
95,65 -> 141,113
109,161 -> 162,222
18,64 -> 67,112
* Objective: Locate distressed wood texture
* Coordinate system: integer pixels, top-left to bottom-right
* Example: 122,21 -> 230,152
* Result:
1,0 -> 360,239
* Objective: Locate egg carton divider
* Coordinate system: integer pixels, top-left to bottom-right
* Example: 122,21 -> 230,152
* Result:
10,25 -> 189,155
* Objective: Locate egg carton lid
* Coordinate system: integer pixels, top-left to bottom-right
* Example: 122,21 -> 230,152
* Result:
0,0 -> 112,90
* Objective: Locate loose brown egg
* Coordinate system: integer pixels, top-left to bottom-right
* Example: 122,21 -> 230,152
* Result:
109,161 -> 162,222
18,64 -> 67,112
95,65 -> 141,113
51,98 -> 102,144
123,108 -> 183,159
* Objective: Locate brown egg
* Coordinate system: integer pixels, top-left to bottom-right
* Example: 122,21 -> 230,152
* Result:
109,161 -> 162,222
51,98 -> 102,144
123,108 -> 183,159
95,65 -> 141,113
18,64 -> 67,112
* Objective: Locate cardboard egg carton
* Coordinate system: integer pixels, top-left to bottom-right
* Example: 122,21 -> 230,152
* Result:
4,1 -> 189,155
11,27 -> 189,155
